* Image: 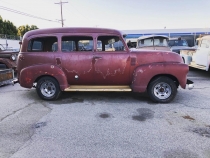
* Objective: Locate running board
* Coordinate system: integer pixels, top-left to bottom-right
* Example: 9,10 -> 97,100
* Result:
64,85 -> 132,92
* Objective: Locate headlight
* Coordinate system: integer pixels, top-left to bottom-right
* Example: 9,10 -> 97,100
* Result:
11,55 -> 16,61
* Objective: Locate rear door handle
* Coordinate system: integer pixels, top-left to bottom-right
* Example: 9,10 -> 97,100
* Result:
93,56 -> 102,60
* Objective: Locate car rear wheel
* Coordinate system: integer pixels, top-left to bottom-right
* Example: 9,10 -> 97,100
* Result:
36,76 -> 61,100
147,76 -> 177,103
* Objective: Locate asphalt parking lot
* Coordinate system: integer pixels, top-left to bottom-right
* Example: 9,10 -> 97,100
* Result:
0,67 -> 210,158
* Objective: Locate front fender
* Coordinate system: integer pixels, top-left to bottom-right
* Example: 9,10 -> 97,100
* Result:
19,64 -> 68,90
131,63 -> 188,92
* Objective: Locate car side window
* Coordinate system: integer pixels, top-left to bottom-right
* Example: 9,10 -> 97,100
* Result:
27,36 -> 57,52
97,36 -> 125,52
62,36 -> 93,52
200,39 -> 210,48
139,39 -> 153,47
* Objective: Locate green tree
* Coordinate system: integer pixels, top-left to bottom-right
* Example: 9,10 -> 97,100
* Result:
0,16 -> 3,34
17,24 -> 39,36
0,16 -> 17,35
3,20 -> 17,35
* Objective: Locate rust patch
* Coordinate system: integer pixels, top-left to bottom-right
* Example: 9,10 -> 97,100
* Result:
182,115 -> 195,121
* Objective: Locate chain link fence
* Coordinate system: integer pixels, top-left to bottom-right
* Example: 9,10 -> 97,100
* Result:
0,34 -> 21,40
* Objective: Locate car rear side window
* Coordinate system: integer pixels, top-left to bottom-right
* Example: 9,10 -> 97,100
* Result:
62,36 -> 93,52
97,36 -> 125,52
27,36 -> 57,52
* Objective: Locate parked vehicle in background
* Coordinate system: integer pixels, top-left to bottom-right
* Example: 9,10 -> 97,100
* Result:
0,69 -> 15,86
0,34 -> 21,51
135,35 -> 170,51
126,38 -> 137,48
168,37 -> 191,54
17,27 -> 193,103
180,35 -> 210,71
0,44 -> 19,71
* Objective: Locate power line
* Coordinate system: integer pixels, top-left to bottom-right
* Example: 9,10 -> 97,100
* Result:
55,1 -> 68,27
0,5 -> 60,23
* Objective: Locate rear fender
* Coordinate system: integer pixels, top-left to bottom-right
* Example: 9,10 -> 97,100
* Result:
19,64 -> 68,90
131,63 -> 188,92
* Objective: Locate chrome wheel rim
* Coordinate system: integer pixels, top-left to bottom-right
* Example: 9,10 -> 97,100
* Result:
40,80 -> 56,98
154,82 -> 171,99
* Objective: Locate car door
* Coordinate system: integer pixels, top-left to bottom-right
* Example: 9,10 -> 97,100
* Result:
93,35 -> 130,85
55,35 -> 94,85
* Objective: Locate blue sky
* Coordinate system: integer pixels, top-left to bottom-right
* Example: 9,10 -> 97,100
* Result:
0,0 -> 210,30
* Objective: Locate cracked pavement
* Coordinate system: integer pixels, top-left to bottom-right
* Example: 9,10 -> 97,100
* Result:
0,67 -> 210,158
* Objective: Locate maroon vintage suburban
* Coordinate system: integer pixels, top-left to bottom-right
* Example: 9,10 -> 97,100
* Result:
17,27 -> 193,103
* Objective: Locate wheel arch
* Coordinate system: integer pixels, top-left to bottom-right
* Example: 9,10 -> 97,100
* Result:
147,74 -> 179,89
19,64 -> 69,90
34,75 -> 60,85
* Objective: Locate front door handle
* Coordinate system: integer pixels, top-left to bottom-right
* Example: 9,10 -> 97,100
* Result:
93,56 -> 102,60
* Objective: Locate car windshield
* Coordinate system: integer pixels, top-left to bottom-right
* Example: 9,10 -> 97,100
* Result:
168,40 -> 188,46
138,38 -> 168,47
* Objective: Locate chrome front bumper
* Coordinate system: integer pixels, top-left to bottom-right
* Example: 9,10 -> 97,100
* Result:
187,79 -> 194,90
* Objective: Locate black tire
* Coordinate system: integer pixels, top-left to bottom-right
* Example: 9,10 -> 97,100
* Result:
36,76 -> 61,100
147,76 -> 177,103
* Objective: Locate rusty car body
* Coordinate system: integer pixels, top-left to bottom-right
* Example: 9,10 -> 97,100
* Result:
0,44 -> 19,71
17,27 -> 193,103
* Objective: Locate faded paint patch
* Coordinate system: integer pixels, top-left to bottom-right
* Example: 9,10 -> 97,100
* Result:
94,56 -> 128,79
63,56 -> 93,75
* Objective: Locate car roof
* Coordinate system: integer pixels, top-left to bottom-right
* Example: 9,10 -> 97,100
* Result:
201,35 -> 210,40
23,27 -> 123,38
169,37 -> 186,40
137,35 -> 169,40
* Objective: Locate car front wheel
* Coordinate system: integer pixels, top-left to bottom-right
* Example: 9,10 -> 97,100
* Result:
36,76 -> 61,100
147,76 -> 177,103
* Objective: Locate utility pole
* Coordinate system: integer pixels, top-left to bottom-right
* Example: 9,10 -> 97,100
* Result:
55,0 -> 68,27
